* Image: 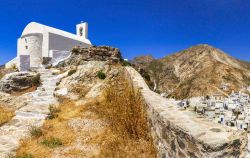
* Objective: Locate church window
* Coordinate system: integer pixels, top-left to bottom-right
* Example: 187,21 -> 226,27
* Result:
25,38 -> 27,43
79,27 -> 83,36
25,45 -> 28,49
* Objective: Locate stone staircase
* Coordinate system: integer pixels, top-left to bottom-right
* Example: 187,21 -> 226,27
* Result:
0,67 -> 61,157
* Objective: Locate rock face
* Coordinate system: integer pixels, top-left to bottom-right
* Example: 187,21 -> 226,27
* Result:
126,66 -> 247,158
57,46 -> 122,67
58,61 -> 121,100
0,72 -> 39,93
132,44 -> 250,99
131,55 -> 154,68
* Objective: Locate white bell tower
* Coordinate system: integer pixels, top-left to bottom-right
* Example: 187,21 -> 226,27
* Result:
76,21 -> 88,39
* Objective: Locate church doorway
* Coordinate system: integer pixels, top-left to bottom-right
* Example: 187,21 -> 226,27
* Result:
19,55 -> 30,71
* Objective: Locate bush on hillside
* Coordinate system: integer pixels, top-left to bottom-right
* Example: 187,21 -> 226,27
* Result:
47,105 -> 60,119
41,137 -> 63,148
29,126 -> 43,138
121,60 -> 132,66
68,69 -> 77,76
31,74 -> 41,86
97,71 -> 106,80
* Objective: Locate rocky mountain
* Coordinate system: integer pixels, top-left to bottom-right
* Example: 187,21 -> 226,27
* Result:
132,44 -> 250,99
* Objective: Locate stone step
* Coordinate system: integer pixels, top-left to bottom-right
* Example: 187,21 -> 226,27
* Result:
42,82 -> 57,86
42,85 -> 57,88
30,98 -> 57,104
37,87 -> 45,91
29,95 -> 56,103
32,96 -> 55,102
41,87 -> 56,91
40,76 -> 56,80
15,111 -> 48,120
18,106 -> 50,115
34,92 -> 54,97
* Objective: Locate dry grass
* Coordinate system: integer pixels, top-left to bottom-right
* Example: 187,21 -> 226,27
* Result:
0,73 -> 3,80
0,106 -> 14,126
16,99 -> 79,158
0,67 -> 17,80
16,69 -> 156,158
85,75 -> 157,157
71,84 -> 90,99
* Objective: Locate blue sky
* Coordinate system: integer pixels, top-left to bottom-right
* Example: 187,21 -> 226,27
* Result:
0,0 -> 250,65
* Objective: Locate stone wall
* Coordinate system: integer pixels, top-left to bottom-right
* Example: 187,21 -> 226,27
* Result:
125,67 -> 247,158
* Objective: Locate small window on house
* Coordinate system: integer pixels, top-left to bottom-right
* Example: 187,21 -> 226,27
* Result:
25,46 -> 28,49
25,38 -> 27,43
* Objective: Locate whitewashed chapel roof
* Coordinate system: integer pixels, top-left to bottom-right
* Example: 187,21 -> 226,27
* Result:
21,22 -> 91,45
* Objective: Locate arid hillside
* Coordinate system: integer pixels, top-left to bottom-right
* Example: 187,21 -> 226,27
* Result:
0,46 -> 156,158
132,44 -> 250,99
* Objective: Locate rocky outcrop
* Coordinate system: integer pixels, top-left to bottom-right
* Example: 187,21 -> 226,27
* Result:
126,67 -> 247,158
58,61 -> 121,100
0,72 -> 40,93
57,46 -> 122,67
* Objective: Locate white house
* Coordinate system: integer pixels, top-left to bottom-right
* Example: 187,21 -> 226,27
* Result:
6,22 -> 92,71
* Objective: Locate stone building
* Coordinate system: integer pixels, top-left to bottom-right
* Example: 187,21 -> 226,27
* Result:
6,22 -> 92,71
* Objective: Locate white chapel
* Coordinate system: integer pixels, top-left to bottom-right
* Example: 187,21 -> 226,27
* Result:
6,22 -> 92,71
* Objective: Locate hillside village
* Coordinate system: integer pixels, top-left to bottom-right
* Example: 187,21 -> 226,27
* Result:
178,90 -> 250,131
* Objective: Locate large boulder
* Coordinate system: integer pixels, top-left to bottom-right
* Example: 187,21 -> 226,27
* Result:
0,72 -> 40,93
57,46 -> 123,67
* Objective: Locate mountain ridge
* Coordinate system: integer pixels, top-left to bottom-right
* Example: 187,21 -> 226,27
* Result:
132,44 -> 250,99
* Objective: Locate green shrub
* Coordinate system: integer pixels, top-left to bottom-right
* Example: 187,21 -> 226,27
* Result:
41,137 -> 63,148
29,126 -> 43,138
11,64 -> 18,71
154,89 -> 161,94
45,65 -> 52,69
47,105 -> 59,119
56,81 -> 60,86
71,47 -> 81,54
68,69 -> 77,76
31,74 -> 41,86
97,71 -> 106,80
121,60 -> 131,66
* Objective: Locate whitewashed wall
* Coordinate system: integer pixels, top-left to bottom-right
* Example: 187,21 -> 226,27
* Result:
48,33 -> 90,53
24,34 -> 43,67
